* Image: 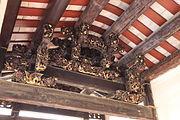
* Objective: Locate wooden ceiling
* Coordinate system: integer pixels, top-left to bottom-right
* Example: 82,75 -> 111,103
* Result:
1,0 -> 180,77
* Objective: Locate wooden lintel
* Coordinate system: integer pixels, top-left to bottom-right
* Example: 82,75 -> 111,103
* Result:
31,0 -> 70,53
75,0 -> 109,27
0,0 -> 22,73
43,66 -> 125,93
103,0 -> 155,39
141,50 -> 180,81
117,12 -> 180,65
0,80 -> 154,119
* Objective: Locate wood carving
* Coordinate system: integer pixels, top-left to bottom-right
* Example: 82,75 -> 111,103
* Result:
4,23 -> 147,104
108,56 -> 146,103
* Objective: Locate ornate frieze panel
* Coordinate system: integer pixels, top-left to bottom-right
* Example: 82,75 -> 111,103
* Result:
4,23 -> 147,104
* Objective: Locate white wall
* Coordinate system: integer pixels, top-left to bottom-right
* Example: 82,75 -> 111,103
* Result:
0,0 -> 8,33
151,65 -> 180,120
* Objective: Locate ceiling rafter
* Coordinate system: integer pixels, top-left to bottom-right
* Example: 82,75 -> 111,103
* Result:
74,0 -> 110,28
0,80 -> 154,119
103,0 -> 156,39
30,0 -> 71,53
117,12 -> 180,66
0,0 -> 22,74
141,49 -> 180,81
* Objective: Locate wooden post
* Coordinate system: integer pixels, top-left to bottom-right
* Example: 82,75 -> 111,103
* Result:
144,80 -> 158,120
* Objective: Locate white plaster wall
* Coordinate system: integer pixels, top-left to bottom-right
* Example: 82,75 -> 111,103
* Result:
151,65 -> 180,120
0,0 -> 8,33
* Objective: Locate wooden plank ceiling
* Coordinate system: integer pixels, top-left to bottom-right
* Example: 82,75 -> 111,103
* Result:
4,0 -> 180,73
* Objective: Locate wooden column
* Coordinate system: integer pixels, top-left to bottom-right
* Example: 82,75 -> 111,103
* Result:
0,80 -> 154,119
0,0 -> 22,74
143,81 -> 158,120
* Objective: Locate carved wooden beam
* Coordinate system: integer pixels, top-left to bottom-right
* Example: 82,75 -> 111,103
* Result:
30,0 -> 70,53
103,0 -> 155,39
141,50 -> 180,81
75,0 -> 109,27
117,13 -> 180,65
43,66 -> 125,93
0,0 -> 22,74
0,80 -> 154,119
